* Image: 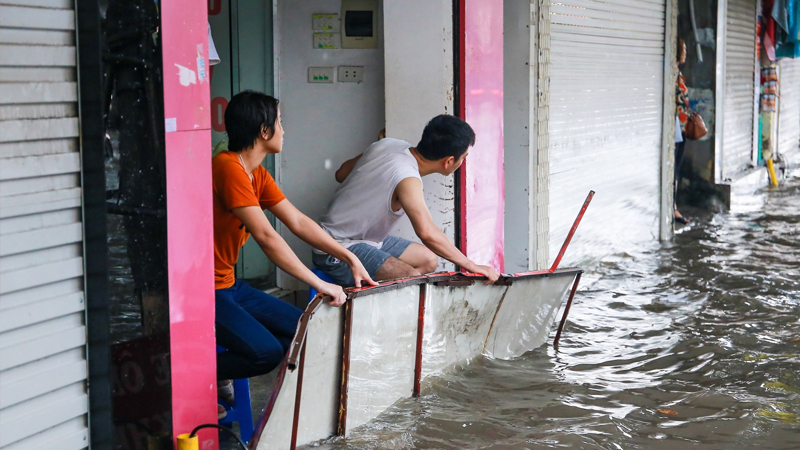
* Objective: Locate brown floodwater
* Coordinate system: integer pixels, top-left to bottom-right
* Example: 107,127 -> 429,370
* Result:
302,171 -> 800,449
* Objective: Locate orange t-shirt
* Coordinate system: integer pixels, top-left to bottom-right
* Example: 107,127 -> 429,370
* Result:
213,151 -> 285,289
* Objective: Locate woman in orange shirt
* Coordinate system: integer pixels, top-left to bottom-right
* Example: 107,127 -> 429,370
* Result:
213,91 -> 376,395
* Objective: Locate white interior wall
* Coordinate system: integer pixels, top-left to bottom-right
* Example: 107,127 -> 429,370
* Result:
503,0 -> 537,273
383,0 -> 455,272
276,0 -> 385,289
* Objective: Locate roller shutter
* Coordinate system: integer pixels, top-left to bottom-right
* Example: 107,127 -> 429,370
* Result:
779,58 -> 800,157
547,0 -> 666,264
0,0 -> 89,448
721,0 -> 758,178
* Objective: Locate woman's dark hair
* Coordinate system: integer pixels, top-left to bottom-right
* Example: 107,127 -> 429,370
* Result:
225,90 -> 280,152
416,115 -> 476,161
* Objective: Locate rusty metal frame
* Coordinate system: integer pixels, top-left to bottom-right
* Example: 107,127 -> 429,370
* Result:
553,272 -> 583,349
413,284 -> 426,397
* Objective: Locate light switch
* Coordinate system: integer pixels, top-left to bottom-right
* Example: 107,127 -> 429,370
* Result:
308,67 -> 334,83
312,13 -> 340,32
313,33 -> 340,49
338,66 -> 364,83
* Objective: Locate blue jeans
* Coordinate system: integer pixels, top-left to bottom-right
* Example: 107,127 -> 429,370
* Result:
312,236 -> 412,286
215,280 -> 302,380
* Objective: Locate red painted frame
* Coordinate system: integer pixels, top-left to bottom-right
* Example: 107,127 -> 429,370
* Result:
160,0 -> 216,448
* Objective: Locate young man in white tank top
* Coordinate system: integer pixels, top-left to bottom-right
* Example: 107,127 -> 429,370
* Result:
313,115 -> 500,285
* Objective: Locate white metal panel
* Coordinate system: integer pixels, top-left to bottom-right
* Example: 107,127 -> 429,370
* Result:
779,58 -> 800,157
0,0 -> 88,447
345,286 -> 418,434
421,283 -> 507,378
254,367 -> 298,450
485,273 -> 575,358
295,305 -> 343,445
547,0 -> 666,266
721,0 -> 757,178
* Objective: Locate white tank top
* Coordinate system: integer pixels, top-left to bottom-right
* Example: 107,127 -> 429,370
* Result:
318,138 -> 421,250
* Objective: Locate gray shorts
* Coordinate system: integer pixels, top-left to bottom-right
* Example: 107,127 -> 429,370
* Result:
312,236 -> 413,287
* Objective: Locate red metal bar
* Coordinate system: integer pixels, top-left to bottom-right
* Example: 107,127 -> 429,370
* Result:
553,272 -> 582,349
456,0 -> 468,256
337,301 -> 353,436
413,285 -> 426,397
549,190 -> 595,273
290,343 -> 306,450
286,294 -> 324,370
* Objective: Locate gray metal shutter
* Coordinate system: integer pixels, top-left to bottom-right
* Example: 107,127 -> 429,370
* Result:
0,0 -> 90,448
779,58 -> 800,157
547,0 -> 666,264
721,0 -> 758,178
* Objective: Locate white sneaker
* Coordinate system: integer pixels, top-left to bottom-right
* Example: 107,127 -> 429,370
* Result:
218,379 -> 235,404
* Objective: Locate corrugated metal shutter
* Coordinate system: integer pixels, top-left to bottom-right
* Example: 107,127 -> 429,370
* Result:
779,58 -> 800,157
0,0 -> 90,448
721,0 -> 758,178
547,0 -> 666,265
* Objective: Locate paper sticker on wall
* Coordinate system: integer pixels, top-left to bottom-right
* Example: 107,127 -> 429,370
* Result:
197,44 -> 207,83
165,118 -> 177,133
175,64 -> 197,87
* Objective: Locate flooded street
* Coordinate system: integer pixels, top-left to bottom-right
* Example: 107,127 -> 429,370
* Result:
308,171 -> 800,449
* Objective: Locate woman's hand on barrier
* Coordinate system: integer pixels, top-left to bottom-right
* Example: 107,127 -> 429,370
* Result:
316,281 -> 347,307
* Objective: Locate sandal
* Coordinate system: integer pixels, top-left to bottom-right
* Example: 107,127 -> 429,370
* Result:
218,404 -> 227,420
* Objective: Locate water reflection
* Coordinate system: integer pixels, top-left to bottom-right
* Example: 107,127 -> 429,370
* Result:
317,171 -> 800,449
103,0 -> 172,447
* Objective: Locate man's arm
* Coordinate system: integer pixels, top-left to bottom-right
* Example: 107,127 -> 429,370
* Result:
232,205 -> 347,305
395,178 -> 500,283
335,154 -> 362,183
268,199 -> 377,288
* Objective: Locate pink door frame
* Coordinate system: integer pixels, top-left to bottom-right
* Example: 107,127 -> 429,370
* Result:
159,1 -> 506,447
161,0 -> 217,448
458,0 -> 505,272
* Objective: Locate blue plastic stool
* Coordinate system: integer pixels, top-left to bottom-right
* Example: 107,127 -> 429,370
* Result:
217,347 -> 254,444
308,268 -> 336,302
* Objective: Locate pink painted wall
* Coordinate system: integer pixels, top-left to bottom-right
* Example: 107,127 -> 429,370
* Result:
463,0 -> 505,272
161,0 -> 217,448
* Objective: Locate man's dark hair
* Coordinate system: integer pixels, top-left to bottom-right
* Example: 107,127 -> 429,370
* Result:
415,115 -> 476,161
225,90 -> 280,152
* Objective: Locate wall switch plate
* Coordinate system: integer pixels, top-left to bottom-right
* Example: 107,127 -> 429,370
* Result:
313,33 -> 340,49
312,13 -> 340,32
338,66 -> 364,83
308,67 -> 334,83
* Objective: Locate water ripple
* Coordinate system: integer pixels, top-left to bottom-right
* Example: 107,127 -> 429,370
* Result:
315,171 -> 800,449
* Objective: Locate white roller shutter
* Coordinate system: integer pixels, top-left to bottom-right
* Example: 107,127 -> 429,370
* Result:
547,0 -> 666,265
779,58 -> 800,157
720,0 -> 758,178
0,0 -> 89,448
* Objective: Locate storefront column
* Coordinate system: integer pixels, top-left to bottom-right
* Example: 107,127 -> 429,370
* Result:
161,0 -> 217,448
459,0 -> 505,271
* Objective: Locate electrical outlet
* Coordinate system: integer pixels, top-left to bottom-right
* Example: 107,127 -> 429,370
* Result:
338,66 -> 364,83
308,67 -> 334,83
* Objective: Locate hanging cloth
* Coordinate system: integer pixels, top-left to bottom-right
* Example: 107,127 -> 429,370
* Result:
775,0 -> 800,58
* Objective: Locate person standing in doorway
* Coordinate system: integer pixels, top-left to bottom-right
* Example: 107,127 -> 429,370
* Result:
675,38 -> 691,225
213,90 -> 376,417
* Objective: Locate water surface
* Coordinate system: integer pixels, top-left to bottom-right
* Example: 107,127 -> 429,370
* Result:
311,172 -> 800,449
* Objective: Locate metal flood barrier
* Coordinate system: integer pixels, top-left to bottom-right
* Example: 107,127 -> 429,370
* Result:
249,268 -> 583,450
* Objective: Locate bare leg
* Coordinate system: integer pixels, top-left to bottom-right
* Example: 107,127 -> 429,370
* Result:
397,243 -> 438,275
375,256 -> 421,281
